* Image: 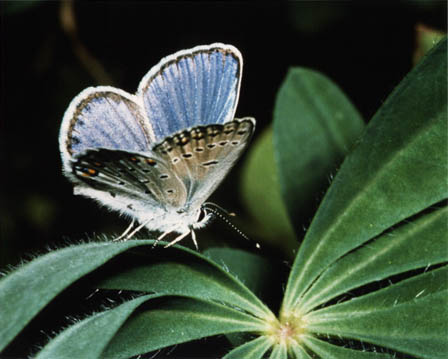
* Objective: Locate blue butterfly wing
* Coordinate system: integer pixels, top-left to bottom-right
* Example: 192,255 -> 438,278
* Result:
137,43 -> 242,142
59,87 -> 155,173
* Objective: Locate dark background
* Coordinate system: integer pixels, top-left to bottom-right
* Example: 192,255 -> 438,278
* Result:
1,1 -> 446,269
1,1 -> 447,358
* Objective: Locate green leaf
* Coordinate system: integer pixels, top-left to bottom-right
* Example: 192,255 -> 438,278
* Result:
273,67 -> 365,228
36,294 -> 267,359
282,38 -> 447,311
0,240 -> 274,352
290,343 -> 312,359
269,342 -> 288,359
301,335 -> 395,358
203,247 -> 276,299
101,296 -> 268,358
97,244 -> 274,320
306,266 -> 448,359
300,206 -> 448,313
223,336 -> 274,359
240,125 -> 297,252
36,295 -> 155,359
0,240 -> 151,351
202,247 -> 278,348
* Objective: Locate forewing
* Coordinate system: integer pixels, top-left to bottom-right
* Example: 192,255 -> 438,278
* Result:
59,87 -> 155,173
72,148 -> 188,211
153,118 -> 255,210
138,43 -> 242,141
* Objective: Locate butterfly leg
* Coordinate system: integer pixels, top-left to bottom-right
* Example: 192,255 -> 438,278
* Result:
190,229 -> 198,250
164,230 -> 192,248
122,219 -> 150,240
151,230 -> 172,248
113,218 -> 136,241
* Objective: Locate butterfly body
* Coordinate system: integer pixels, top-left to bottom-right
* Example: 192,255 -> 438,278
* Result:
59,43 -> 255,246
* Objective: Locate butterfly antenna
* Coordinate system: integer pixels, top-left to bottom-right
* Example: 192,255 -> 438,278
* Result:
202,202 -> 255,245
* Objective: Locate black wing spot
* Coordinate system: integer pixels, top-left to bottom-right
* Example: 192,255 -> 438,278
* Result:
160,174 -> 169,179
237,130 -> 247,135
70,136 -> 80,145
219,141 -> 228,146
166,189 -> 175,194
231,141 -> 240,145
110,192 -> 116,198
207,144 -> 216,149
182,153 -> 193,159
194,147 -> 204,152
172,157 -> 180,164
202,160 -> 219,167
118,181 -> 125,185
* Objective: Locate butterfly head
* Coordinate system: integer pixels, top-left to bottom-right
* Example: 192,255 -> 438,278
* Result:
177,206 -> 213,231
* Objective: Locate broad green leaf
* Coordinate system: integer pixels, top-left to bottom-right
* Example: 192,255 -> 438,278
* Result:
273,67 -> 365,228
0,239 -> 273,352
283,38 -> 447,311
36,294 -> 267,359
300,206 -> 448,312
0,240 -> 153,351
301,335 -> 395,358
36,295 -> 156,359
269,342 -> 288,359
223,336 -> 274,359
306,266 -> 448,359
102,296 -> 268,358
97,244 -> 274,320
203,247 -> 276,299
202,248 -> 280,351
240,125 -> 297,252
290,343 -> 312,359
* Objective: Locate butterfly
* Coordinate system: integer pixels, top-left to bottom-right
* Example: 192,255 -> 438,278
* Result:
59,43 -> 256,248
